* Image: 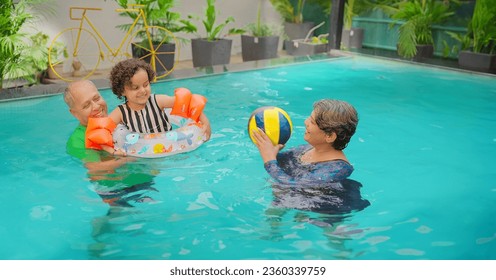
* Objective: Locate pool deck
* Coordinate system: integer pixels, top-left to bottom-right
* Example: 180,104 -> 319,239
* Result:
1,49 -> 494,102
0,51 -> 343,102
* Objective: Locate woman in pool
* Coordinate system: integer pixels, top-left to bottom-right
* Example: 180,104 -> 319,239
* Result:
252,99 -> 358,187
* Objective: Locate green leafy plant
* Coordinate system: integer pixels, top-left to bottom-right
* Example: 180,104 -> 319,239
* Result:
26,32 -> 67,71
27,32 -> 49,73
245,0 -> 281,37
344,0 -> 371,30
115,0 -> 195,44
49,40 -> 68,65
379,0 -> 459,59
188,0 -> 244,41
310,35 -> 328,44
268,0 -> 331,24
301,21 -> 328,44
446,0 -> 496,55
1,0 -> 33,86
0,0 -> 54,87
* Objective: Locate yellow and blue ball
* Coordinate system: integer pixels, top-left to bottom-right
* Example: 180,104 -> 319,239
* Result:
248,106 -> 293,145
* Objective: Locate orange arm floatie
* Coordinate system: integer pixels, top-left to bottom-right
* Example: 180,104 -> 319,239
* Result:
171,87 -> 192,118
85,117 -> 117,150
170,87 -> 207,122
189,94 -> 207,122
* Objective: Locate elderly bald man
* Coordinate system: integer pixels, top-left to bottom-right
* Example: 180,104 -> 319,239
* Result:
63,80 -> 116,160
63,80 -> 156,207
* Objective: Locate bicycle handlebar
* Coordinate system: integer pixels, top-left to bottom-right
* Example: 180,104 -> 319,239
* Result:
115,8 -> 140,13
115,4 -> 145,13
70,7 -> 102,20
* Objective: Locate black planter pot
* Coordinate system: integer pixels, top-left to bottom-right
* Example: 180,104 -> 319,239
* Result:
341,28 -> 364,49
132,43 -> 175,76
241,35 -> 279,62
191,38 -> 232,68
413,44 -> 434,61
458,51 -> 496,73
397,44 -> 434,61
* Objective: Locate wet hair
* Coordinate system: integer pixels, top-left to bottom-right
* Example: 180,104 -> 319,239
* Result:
313,99 -> 358,150
110,58 -> 156,100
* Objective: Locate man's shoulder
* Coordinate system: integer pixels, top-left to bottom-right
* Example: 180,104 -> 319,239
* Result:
66,124 -> 86,149
66,124 -> 101,162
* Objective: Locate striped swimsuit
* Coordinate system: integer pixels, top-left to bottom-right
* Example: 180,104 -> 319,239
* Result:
118,94 -> 172,133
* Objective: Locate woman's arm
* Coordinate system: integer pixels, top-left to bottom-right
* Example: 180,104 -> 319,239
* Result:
252,128 -> 299,184
252,128 -> 284,163
253,129 -> 354,186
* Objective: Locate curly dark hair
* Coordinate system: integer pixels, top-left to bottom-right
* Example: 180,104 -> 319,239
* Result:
313,99 -> 359,150
109,58 -> 156,100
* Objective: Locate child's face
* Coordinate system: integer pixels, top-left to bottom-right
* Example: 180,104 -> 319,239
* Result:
123,69 -> 151,108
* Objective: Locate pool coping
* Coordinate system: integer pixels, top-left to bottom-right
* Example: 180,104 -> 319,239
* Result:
0,52 -> 347,103
1,50 -> 494,103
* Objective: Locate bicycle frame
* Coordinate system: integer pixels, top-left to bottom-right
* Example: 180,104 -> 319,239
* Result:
49,4 -> 177,81
69,5 -> 148,59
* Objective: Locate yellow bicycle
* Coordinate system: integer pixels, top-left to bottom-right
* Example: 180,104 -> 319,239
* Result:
48,4 -> 179,82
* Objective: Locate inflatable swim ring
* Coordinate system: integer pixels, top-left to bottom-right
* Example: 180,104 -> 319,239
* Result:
112,109 -> 206,158
85,87 -> 207,158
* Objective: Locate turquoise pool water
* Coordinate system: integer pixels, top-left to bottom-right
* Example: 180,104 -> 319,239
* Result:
1,56 -> 495,260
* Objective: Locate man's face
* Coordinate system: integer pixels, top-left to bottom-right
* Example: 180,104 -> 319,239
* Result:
69,82 -> 108,126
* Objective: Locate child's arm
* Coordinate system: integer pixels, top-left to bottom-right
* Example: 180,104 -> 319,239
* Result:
156,91 -> 211,140
100,144 -> 126,156
100,145 -> 115,155
199,112 -> 211,141
156,94 -> 176,110
108,107 -> 123,125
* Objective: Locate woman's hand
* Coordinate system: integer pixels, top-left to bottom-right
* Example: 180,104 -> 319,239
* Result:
252,128 -> 284,163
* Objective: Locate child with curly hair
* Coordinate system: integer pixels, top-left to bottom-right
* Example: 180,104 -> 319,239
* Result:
108,58 -> 211,139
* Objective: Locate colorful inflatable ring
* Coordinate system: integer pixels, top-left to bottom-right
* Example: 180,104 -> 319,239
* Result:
112,109 -> 206,158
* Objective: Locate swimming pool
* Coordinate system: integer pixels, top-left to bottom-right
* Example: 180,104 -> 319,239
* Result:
1,55 -> 495,260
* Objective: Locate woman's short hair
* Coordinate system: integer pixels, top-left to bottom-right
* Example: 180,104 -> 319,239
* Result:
313,99 -> 358,150
110,58 -> 156,100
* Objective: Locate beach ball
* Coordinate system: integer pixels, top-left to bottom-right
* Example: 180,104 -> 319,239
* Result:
248,106 -> 293,145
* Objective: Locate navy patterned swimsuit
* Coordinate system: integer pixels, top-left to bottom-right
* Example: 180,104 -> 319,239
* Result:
264,145 -> 369,214
264,144 -> 354,187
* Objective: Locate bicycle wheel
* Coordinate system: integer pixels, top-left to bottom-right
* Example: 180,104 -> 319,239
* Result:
49,27 -> 101,82
127,26 -> 179,80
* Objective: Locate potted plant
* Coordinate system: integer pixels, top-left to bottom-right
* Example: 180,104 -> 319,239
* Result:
47,39 -> 68,80
241,0 -> 281,62
379,0 -> 457,61
269,0 -> 331,52
447,0 -> 496,72
1,0 -> 53,88
341,0 -> 369,50
21,31 -> 68,81
114,0 -> 195,74
287,21 -> 329,56
188,0 -> 244,68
